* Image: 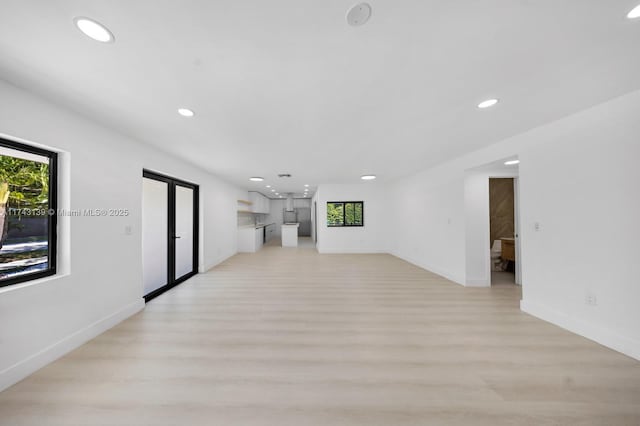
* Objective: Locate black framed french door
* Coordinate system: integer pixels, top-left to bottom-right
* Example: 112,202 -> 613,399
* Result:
142,170 -> 199,302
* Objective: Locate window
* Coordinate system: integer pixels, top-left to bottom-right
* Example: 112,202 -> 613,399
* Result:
327,201 -> 364,227
0,138 -> 57,287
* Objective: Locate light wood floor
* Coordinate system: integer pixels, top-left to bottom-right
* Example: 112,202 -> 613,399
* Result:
1,243 -> 639,425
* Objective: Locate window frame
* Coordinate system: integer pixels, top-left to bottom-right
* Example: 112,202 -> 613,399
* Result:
326,201 -> 364,227
0,137 -> 58,288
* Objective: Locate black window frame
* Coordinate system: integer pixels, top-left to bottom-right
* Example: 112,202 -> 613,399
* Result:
0,137 -> 57,288
327,201 -> 364,227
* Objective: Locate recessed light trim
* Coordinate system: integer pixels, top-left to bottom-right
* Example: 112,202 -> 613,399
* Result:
74,17 -> 115,43
504,160 -> 520,165
178,108 -> 195,117
271,189 -> 276,192
265,185 -> 271,188
304,184 -> 309,187
478,99 -> 499,109
361,175 -> 376,180
347,3 -> 372,27
628,4 -> 640,18
249,177 -> 264,182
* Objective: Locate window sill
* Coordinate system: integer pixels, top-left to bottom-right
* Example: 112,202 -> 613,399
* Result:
0,272 -> 70,295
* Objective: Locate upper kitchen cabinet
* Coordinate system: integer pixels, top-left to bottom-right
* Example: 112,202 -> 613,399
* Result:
249,191 -> 270,214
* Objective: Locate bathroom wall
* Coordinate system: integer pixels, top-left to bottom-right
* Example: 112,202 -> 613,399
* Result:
489,178 -> 515,244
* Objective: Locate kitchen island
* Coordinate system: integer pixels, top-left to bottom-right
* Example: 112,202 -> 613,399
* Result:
237,223 -> 275,252
281,223 -> 299,247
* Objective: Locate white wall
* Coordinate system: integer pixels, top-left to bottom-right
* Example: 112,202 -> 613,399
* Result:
390,89 -> 640,360
0,79 -> 242,391
316,184 -> 389,254
390,174 -> 466,284
311,193 -> 317,243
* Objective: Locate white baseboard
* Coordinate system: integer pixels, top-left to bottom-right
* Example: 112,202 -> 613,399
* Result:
390,251 -> 465,285
202,251 -> 236,272
520,299 -> 640,361
0,299 -> 145,392
465,278 -> 490,287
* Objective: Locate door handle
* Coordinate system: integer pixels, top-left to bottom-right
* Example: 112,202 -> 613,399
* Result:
172,236 -> 181,239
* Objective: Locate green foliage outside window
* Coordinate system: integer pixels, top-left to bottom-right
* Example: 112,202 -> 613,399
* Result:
327,202 -> 363,227
0,155 -> 50,210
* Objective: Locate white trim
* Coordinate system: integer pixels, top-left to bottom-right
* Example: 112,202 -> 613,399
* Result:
0,271 -> 70,295
465,278 -> 490,287
0,299 -> 145,392
202,251 -> 236,273
521,299 -> 640,361
513,177 -> 522,285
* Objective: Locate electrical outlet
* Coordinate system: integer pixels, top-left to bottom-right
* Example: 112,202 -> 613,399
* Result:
585,293 -> 597,306
124,225 -> 133,235
534,222 -> 541,232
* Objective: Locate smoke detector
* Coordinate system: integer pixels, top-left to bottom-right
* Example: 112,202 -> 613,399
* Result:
347,3 -> 372,27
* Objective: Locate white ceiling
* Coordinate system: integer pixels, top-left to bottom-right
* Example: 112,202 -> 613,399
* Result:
0,1 -> 638,193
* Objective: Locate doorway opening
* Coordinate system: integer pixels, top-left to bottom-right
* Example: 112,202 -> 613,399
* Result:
142,170 -> 199,302
464,157 -> 520,288
489,177 -> 518,286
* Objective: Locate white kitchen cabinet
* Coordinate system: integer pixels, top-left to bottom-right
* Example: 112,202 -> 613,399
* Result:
249,192 -> 270,214
265,224 -> 275,242
238,226 -> 265,252
255,227 -> 264,251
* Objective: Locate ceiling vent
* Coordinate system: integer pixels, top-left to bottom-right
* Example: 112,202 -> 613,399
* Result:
278,174 -> 292,178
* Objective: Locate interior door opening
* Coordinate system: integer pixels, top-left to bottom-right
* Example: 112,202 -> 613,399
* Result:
142,170 -> 199,302
489,177 -> 519,286
464,157 -> 520,288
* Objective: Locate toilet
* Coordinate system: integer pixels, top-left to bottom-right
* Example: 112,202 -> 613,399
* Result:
490,240 -> 503,271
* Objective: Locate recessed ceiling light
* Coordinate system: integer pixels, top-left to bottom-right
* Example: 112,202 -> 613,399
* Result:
504,160 -> 520,165
478,99 -> 499,109
361,175 -> 376,180
265,185 -> 271,188
347,3 -> 372,27
304,184 -> 309,187
275,193 -> 279,195
178,108 -> 195,117
271,189 -> 276,192
628,4 -> 640,18
249,177 -> 264,182
74,17 -> 115,43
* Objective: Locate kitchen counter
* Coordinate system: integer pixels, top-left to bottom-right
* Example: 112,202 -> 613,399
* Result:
238,223 -> 276,252
255,222 -> 276,229
238,222 -> 275,230
281,223 -> 299,247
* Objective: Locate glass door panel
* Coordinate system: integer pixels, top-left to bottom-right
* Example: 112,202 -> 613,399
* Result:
142,177 -> 168,295
142,170 -> 199,301
175,185 -> 194,280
